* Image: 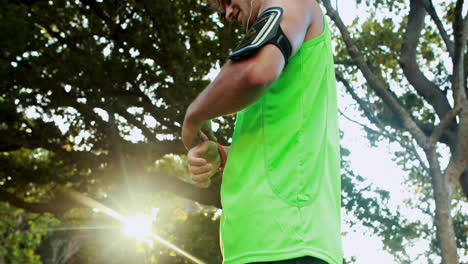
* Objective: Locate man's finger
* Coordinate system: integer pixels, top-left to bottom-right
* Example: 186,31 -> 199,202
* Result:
208,133 -> 217,141
198,131 -> 209,141
190,163 -> 212,175
191,168 -> 213,182
188,157 -> 207,166
201,127 -> 217,141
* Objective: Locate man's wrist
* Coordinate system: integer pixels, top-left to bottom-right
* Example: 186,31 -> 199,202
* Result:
184,103 -> 204,126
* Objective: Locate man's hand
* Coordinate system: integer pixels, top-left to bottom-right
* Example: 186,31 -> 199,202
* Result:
187,140 -> 220,188
182,119 -> 217,150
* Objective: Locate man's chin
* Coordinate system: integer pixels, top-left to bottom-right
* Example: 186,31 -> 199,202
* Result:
237,18 -> 243,27
240,21 -> 248,30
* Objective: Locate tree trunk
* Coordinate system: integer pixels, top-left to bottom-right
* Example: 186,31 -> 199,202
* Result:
426,149 -> 459,264
460,167 -> 468,199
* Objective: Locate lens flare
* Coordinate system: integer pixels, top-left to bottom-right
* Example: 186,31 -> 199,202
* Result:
123,214 -> 153,241
64,188 -> 206,264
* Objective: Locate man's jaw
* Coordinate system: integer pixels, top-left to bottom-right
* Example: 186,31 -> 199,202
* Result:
236,11 -> 242,27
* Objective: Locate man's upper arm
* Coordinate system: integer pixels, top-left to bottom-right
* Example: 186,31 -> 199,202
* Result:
275,1 -> 314,56
229,0 -> 313,84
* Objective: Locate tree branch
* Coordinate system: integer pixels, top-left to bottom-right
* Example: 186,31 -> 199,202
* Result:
16,0 -> 49,7
323,0 -> 429,148
460,167 -> 468,200
465,11 -> 468,32
114,107 -> 158,143
129,89 -> 181,134
80,0 -> 113,26
145,173 -> 221,208
0,188 -> 84,215
424,147 -> 460,263
400,0 -> 453,121
336,73 -> 385,128
452,0 -> 468,107
336,72 -> 432,171
0,171 -> 222,215
417,122 -> 456,146
336,72 -> 432,174
421,0 -> 455,57
338,109 -> 430,175
444,0 -> 468,192
334,60 -> 356,67
444,107 -> 468,189
428,106 -> 462,146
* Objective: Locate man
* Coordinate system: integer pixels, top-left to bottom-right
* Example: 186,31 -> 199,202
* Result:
181,0 -> 342,263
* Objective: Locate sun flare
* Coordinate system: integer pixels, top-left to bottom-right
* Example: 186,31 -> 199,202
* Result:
123,213 -> 154,241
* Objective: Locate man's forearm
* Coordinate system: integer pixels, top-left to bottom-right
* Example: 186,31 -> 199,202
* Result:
185,62 -> 264,125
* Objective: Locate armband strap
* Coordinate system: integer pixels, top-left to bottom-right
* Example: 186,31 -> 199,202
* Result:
215,142 -> 227,173
228,7 -> 292,65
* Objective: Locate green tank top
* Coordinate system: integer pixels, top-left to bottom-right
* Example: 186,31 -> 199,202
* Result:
220,15 -> 342,264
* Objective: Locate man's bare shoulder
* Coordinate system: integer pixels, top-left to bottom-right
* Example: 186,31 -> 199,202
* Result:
258,0 -> 321,54
259,0 -> 318,16
260,0 -> 315,10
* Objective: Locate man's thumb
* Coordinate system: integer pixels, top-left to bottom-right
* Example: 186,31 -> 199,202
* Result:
198,131 -> 209,141
202,128 -> 217,141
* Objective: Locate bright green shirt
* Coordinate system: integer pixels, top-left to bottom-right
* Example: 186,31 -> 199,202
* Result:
220,15 -> 342,264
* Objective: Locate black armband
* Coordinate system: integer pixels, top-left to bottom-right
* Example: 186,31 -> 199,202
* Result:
228,7 -> 292,64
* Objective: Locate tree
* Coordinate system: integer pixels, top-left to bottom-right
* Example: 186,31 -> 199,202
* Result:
321,0 -> 468,263
1,0 -> 236,262
0,0 -> 239,213
0,202 -> 60,263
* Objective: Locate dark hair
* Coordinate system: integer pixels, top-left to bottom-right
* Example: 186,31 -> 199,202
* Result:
208,0 -> 225,13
